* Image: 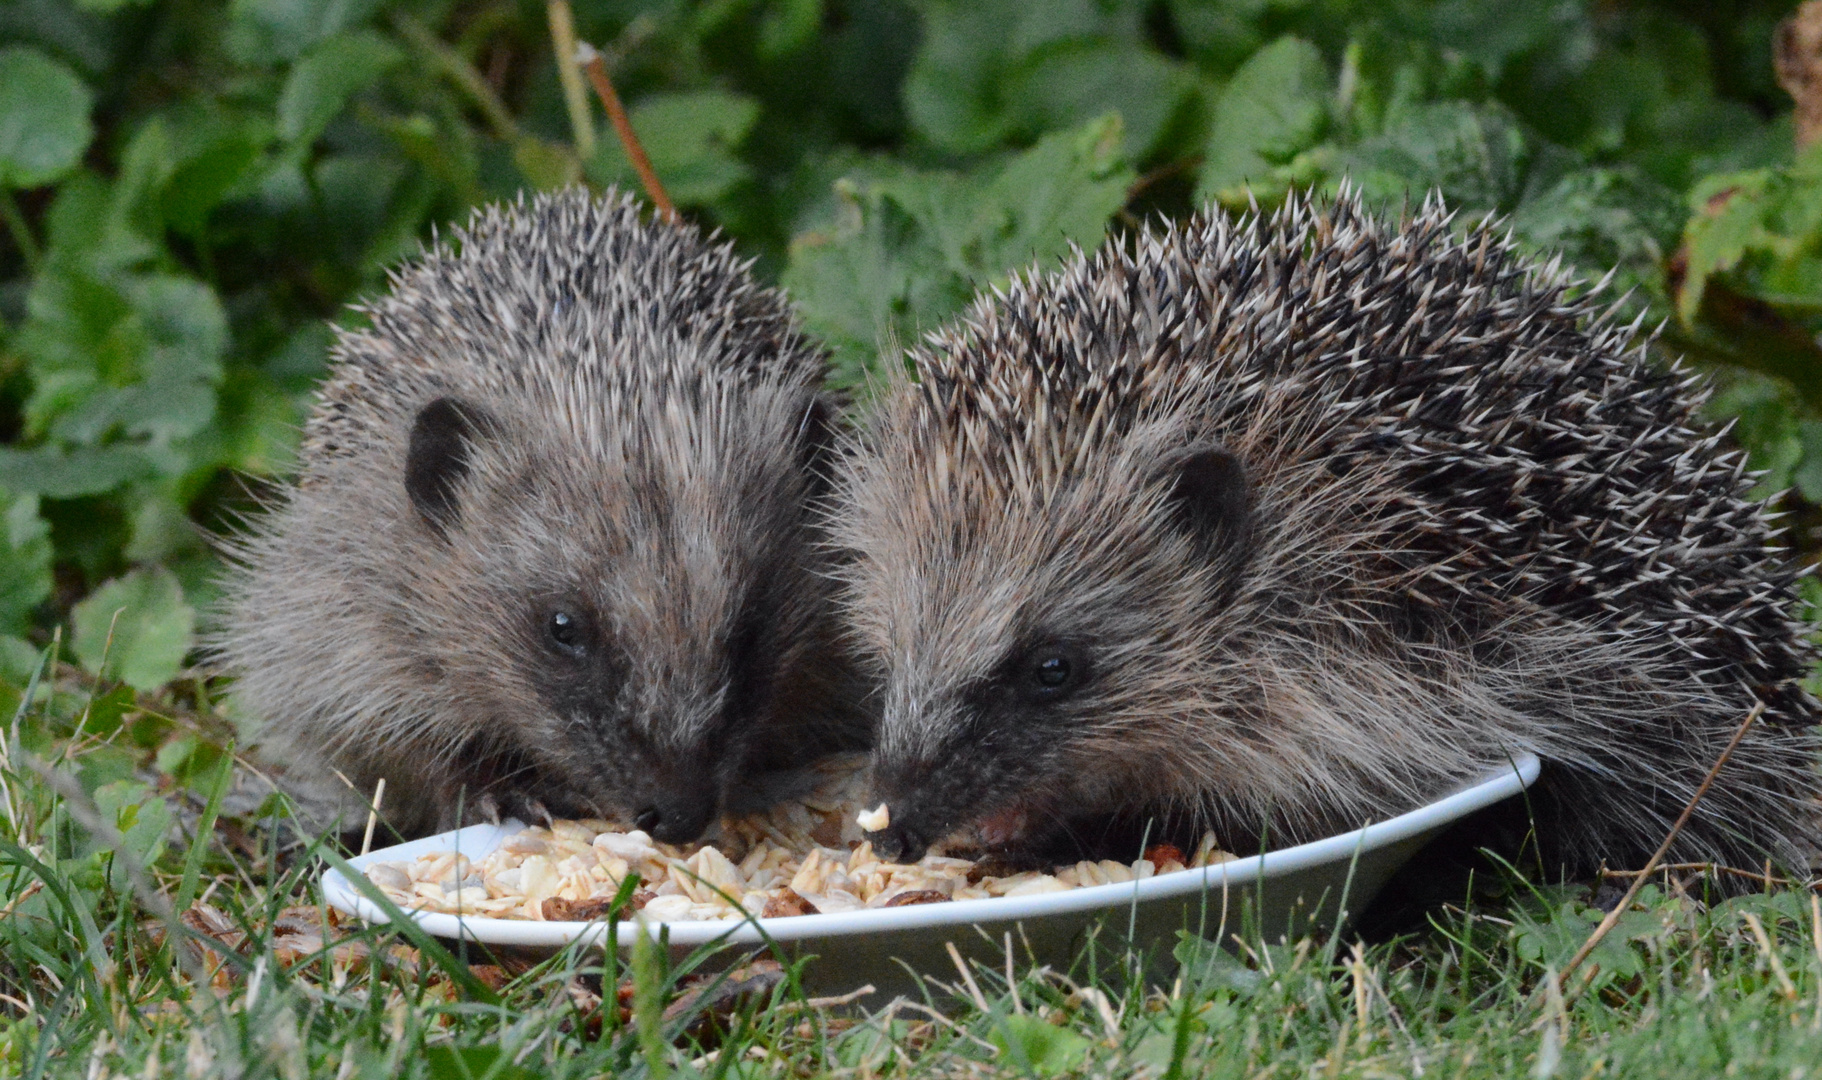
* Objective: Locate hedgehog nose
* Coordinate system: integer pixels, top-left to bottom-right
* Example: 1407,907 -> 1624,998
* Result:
870,823 -> 928,865
635,793 -> 716,844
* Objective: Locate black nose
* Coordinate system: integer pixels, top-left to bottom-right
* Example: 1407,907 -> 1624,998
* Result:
871,823 -> 928,865
634,792 -> 717,844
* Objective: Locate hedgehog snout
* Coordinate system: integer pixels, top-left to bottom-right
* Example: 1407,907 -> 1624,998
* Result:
868,820 -> 930,864
633,785 -> 719,844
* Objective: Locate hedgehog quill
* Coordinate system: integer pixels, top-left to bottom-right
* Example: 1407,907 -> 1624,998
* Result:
835,189 -> 1822,878
216,189 -> 865,842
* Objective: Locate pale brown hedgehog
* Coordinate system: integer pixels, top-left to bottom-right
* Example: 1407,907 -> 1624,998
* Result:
836,189 -> 1822,878
216,188 -> 865,843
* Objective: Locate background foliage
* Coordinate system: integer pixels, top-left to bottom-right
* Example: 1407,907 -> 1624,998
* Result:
1,0 -> 1821,702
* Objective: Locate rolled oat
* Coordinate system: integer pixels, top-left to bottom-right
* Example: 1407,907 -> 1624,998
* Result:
360,754 -> 1235,922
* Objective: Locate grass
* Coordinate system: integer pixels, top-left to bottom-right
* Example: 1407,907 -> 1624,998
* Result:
5,657 -> 1822,1079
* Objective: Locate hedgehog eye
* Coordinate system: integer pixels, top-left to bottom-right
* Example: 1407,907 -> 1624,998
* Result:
1020,645 -> 1087,703
547,610 -> 586,657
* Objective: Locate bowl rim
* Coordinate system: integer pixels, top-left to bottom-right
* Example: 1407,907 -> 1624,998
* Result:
321,752 -> 1541,949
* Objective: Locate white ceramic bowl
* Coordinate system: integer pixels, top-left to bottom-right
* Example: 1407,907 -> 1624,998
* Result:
323,753 -> 1540,996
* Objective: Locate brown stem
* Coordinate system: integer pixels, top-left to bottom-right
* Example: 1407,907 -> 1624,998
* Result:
576,42 -> 676,222
1555,702 -> 1765,989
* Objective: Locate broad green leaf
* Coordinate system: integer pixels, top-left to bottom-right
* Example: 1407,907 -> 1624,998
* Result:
0,445 -> 156,499
39,171 -> 159,277
1174,932 -> 1267,995
1166,0 -> 1271,74
72,566 -> 196,691
989,1013 -> 1093,1076
1678,169 -> 1774,323
1704,375 -> 1802,499
1791,419 -> 1822,503
0,637 -> 45,687
1003,41 -> 1198,161
586,91 -> 760,207
276,30 -> 403,145
0,492 -> 53,636
225,0 -> 385,65
19,270 -> 226,450
970,113 -> 1130,271
903,0 -> 1147,154
0,47 -> 95,188
1507,166 -> 1683,288
757,0 -> 821,60
161,120 -> 272,236
1423,0 -> 1588,82
1197,36 -> 1331,205
784,116 -> 1132,386
1344,100 -> 1530,215
90,779 -> 173,888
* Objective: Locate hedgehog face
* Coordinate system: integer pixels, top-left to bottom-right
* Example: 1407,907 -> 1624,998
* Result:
396,389 -> 834,843
848,435 -> 1258,863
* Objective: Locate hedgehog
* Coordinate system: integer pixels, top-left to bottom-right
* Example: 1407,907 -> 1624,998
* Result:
215,188 -> 866,843
833,188 -> 1822,880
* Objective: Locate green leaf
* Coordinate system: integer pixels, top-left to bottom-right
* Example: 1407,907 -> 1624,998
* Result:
90,779 -> 173,886
161,120 -> 272,237
71,566 -> 196,691
0,637 -> 46,687
0,47 -> 95,188
1343,100 -> 1531,215
1196,36 -> 1331,205
1002,42 -> 1198,162
226,0 -> 385,65
0,445 -> 156,499
784,116 -> 1132,387
0,492 -> 53,636
903,0 -> 1147,154
586,91 -> 760,207
74,0 -> 154,12
39,171 -> 158,277
276,30 -> 402,145
1506,166 -> 1683,287
18,269 -> 227,449
1678,170 -> 1775,323
1173,932 -> 1266,996
1791,420 -> 1822,503
989,1013 -> 1092,1076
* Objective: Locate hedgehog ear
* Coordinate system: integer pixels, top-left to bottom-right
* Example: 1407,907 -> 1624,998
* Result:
406,396 -> 493,535
1159,444 -> 1254,560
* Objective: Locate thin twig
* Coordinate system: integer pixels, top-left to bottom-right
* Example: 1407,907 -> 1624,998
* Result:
394,13 -> 521,143
945,940 -> 989,1012
360,777 -> 386,857
1741,910 -> 1799,999
576,41 -> 676,221
1600,861 -> 1790,887
1555,702 -> 1764,989
546,1 -> 595,158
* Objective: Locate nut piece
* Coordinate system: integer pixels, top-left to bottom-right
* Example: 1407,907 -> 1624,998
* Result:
856,803 -> 891,832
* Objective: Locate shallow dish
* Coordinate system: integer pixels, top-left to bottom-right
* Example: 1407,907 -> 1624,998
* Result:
323,753 -> 1540,996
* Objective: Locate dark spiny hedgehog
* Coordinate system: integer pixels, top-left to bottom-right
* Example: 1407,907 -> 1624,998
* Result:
216,188 -> 864,843
835,189 -> 1822,878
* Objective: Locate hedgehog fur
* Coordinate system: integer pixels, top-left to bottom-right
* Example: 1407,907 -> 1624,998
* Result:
834,187 -> 1822,878
216,188 -> 865,843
